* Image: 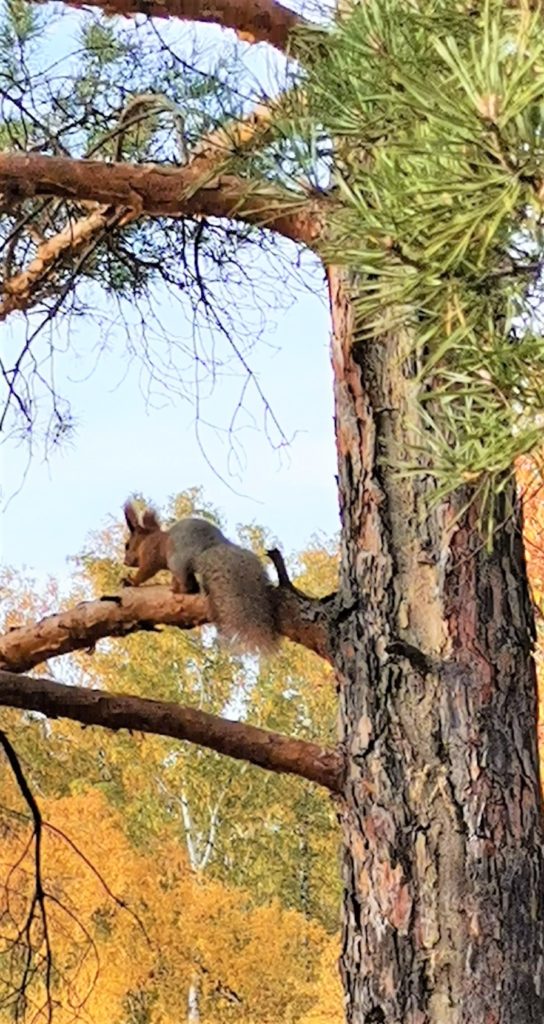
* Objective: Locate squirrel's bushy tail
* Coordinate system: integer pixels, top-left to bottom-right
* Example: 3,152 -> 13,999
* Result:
196,545 -> 278,654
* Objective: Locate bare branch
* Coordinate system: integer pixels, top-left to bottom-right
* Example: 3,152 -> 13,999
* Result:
31,0 -> 313,53
0,580 -> 334,673
2,804 -> 150,946
0,672 -> 344,792
0,154 -> 326,249
0,731 -> 53,1023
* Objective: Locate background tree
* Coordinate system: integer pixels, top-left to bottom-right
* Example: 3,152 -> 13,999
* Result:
0,782 -> 339,1022
1,1 -> 544,1023
0,509 -> 341,1022
518,455 -> 544,785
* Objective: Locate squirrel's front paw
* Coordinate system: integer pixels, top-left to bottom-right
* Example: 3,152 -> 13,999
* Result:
121,576 -> 135,588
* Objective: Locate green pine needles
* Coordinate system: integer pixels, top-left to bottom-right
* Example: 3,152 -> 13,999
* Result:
298,0 -> 544,520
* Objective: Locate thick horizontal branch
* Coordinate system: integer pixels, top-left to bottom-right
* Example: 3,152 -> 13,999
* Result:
0,671 -> 343,791
33,0 -> 311,53
0,582 -> 334,674
0,154 -> 325,248
0,102 -> 281,319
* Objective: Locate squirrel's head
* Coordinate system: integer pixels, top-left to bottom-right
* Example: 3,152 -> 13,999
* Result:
123,501 -> 162,567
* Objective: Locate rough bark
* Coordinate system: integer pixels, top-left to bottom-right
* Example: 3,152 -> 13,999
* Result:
327,267 -> 544,1024
0,579 -> 334,673
32,0 -> 311,53
0,154 -> 326,248
0,670 -> 343,791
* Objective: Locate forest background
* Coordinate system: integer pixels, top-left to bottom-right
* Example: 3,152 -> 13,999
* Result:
0,4 -> 341,1021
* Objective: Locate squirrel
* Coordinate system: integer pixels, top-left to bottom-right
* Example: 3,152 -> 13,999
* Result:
122,501 -> 279,654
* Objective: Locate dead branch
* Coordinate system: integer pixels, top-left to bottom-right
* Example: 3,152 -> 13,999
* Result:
31,0 -> 313,53
0,153 -> 326,249
0,672 -> 344,792
267,546 -> 318,598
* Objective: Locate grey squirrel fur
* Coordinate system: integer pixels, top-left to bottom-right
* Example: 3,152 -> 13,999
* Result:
123,501 -> 278,653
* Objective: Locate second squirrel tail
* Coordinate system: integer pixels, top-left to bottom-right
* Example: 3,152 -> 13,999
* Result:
196,545 -> 278,654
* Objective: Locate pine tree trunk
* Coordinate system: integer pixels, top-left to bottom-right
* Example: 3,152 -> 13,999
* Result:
327,268 -> 544,1024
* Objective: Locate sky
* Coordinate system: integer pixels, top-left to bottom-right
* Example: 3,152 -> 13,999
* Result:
0,7 -> 340,583
2,273 -> 338,578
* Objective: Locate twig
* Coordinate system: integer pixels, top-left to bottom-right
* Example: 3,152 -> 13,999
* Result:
0,732 -> 53,1023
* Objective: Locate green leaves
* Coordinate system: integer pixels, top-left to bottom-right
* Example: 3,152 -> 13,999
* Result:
79,19 -> 127,66
0,0 -> 42,46
299,0 -> 544,521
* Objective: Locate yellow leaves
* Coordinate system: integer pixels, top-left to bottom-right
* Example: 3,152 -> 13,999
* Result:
0,789 -> 340,1023
298,936 -> 344,1024
0,790 -> 153,1024
0,498 -> 344,1022
176,891 -> 327,1022
518,453 -> 544,790
0,566 -> 62,631
294,543 -> 339,598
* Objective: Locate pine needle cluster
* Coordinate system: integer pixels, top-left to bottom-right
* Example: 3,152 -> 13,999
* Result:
299,0 -> 544,517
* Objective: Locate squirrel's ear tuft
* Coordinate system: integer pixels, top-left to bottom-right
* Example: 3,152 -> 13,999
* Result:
141,507 -> 161,531
124,501 -> 140,532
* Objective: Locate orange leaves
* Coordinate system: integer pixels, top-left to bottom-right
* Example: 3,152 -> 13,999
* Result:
0,790 -> 155,1023
519,455 -> 544,614
0,776 -> 341,1023
518,454 -> 544,787
0,499 -> 343,1022
299,937 -> 344,1024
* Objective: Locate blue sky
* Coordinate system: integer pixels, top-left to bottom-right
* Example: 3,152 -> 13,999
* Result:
2,275 -> 338,577
0,8 -> 339,581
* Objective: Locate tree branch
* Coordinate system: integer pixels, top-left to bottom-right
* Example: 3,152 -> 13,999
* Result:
0,671 -> 344,792
0,101 -> 285,320
0,730 -> 53,1021
0,154 -> 326,249
0,205 -> 133,321
32,0 -> 312,53
0,579 -> 334,674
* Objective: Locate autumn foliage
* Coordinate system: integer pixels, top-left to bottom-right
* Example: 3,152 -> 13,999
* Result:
518,456 -> 544,786
0,496 -> 342,1024
2,475 -> 544,1022
0,785 -> 345,1023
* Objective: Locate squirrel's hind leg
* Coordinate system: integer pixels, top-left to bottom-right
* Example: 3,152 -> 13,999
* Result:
169,556 -> 200,595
